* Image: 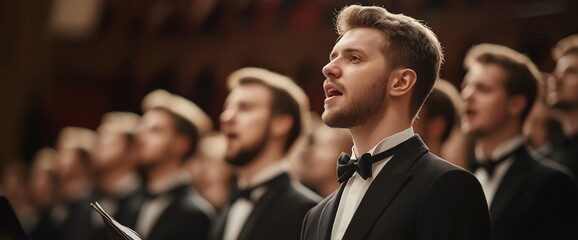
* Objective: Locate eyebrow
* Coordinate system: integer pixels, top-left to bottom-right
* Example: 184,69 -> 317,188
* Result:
329,48 -> 364,61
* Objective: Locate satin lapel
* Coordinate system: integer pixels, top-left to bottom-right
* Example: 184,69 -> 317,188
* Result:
318,182 -> 346,240
237,174 -> 290,240
146,185 -> 189,240
490,148 -> 533,225
342,135 -> 428,240
209,206 -> 230,240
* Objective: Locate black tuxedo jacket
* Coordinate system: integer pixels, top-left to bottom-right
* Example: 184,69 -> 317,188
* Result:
548,132 -> 578,181
60,195 -> 96,240
488,147 -> 578,240
0,195 -> 27,240
211,173 -> 320,240
92,186 -> 146,240
113,185 -> 145,230
144,184 -> 212,240
301,135 -> 491,240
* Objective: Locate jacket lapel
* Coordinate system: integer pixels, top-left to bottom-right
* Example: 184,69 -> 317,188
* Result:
489,147 -> 533,225
209,206 -> 229,240
237,173 -> 290,240
146,184 -> 189,240
318,182 -> 346,240
342,135 -> 428,240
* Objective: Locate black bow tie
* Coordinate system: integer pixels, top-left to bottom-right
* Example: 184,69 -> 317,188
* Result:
229,186 -> 257,203
473,145 -> 525,177
229,174 -> 284,203
337,143 -> 404,183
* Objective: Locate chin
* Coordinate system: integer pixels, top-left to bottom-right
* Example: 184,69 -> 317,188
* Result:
321,109 -> 343,127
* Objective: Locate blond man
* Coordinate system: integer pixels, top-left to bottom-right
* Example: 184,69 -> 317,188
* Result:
301,5 -> 490,240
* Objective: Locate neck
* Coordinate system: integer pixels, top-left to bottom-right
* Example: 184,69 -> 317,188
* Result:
350,107 -> 411,154
61,177 -> 91,201
145,158 -> 181,190
476,120 -> 521,158
559,110 -> 578,136
237,142 -> 285,185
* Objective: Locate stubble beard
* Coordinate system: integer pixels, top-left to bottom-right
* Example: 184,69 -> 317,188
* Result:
322,79 -> 388,129
226,127 -> 270,167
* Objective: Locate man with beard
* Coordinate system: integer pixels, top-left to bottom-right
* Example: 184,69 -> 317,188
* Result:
134,90 -> 215,240
89,111 -> 144,240
461,44 -> 578,240
546,34 -> 578,180
301,5 -> 490,240
211,67 -> 320,240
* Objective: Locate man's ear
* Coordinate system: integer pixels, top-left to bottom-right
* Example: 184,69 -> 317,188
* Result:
508,95 -> 527,117
271,115 -> 294,137
389,69 -> 417,97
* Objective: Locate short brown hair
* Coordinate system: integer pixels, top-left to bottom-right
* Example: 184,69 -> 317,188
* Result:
464,44 -> 540,123
422,80 -> 460,142
335,5 -> 444,118
152,107 -> 199,160
227,67 -> 309,153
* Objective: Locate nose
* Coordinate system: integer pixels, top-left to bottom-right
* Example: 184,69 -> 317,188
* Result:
219,109 -> 234,128
461,85 -> 474,102
322,60 -> 341,80
547,74 -> 559,92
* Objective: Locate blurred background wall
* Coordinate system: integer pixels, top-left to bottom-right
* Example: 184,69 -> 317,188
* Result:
1,0 -> 577,169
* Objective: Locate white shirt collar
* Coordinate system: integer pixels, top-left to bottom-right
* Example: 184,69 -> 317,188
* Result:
351,127 -> 415,159
475,135 -> 526,162
147,170 -> 190,195
238,160 -> 288,188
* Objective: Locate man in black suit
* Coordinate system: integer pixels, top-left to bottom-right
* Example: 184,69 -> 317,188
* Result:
546,34 -> 578,180
211,67 -> 320,240
461,43 -> 578,240
134,90 -> 216,240
301,5 -> 491,240
90,111 -> 144,240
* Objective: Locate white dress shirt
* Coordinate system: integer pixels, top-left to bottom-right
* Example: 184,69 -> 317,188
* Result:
474,135 -> 525,206
223,160 -> 288,240
331,128 -> 414,240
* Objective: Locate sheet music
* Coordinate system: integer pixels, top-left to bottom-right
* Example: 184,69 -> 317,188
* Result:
90,201 -> 142,240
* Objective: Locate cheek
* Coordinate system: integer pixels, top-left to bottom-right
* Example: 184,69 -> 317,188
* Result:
102,139 -> 124,157
240,116 -> 269,143
142,137 -> 170,158
480,97 -> 509,122
108,140 -> 126,156
564,78 -> 578,95
58,154 -> 74,173
149,136 -> 169,149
